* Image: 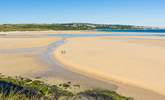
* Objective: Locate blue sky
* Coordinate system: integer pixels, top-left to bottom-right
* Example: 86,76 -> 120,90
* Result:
0,0 -> 165,27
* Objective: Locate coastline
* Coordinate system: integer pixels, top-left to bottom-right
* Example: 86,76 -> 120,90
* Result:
0,31 -> 165,100
0,30 -> 110,35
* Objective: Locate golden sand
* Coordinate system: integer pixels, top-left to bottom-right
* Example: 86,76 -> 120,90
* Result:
54,36 -> 165,97
0,54 -> 46,76
1,31 -> 165,99
0,37 -> 60,76
0,38 -> 59,49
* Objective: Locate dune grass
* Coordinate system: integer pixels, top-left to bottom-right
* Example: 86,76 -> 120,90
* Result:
0,74 -> 133,100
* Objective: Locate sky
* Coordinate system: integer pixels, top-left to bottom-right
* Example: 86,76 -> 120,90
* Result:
0,0 -> 165,27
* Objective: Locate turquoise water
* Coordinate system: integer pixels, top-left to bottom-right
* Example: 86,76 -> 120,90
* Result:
97,29 -> 165,33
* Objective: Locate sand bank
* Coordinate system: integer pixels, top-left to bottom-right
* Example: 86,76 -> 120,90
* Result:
0,30 -> 109,35
1,31 -> 165,99
0,53 -> 46,76
0,33 -> 117,89
0,38 -> 60,49
0,37 -> 60,76
54,36 -> 165,100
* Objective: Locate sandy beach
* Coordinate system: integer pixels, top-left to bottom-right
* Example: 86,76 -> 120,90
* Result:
0,30 -> 108,35
0,31 -> 165,100
54,35 -> 165,100
0,36 -> 60,76
1,0 -> 164,99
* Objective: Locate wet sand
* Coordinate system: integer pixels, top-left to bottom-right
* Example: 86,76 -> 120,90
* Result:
0,33 -> 117,90
0,31 -> 165,100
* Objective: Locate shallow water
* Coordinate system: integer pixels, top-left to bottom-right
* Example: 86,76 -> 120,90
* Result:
0,33 -> 165,100
48,32 -> 165,38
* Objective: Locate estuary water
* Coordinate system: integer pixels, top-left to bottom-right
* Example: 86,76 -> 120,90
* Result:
48,29 -> 165,38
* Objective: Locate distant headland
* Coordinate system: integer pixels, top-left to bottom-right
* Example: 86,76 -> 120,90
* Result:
0,23 -> 160,32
